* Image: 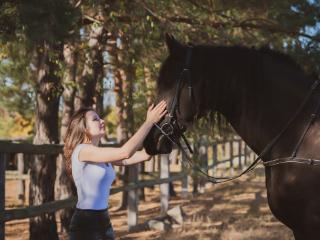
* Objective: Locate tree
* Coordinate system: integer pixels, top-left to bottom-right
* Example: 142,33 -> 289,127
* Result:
30,41 -> 62,240
55,41 -> 79,233
0,1 -> 78,239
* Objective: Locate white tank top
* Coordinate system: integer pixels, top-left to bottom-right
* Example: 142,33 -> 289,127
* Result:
71,143 -> 116,210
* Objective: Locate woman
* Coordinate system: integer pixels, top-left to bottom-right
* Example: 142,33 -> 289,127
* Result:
63,100 -> 167,240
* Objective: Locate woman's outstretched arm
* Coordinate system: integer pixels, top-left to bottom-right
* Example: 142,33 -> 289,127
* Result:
78,101 -> 167,163
112,149 -> 152,166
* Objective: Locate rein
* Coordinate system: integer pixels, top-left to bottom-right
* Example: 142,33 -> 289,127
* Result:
154,47 -> 320,184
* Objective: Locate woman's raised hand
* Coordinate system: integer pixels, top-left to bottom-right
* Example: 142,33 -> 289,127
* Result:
145,100 -> 167,125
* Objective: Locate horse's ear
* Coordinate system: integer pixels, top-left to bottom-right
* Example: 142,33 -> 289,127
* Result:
165,33 -> 184,56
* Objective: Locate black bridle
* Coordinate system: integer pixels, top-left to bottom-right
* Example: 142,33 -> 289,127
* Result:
154,46 -> 320,184
153,47 -> 195,155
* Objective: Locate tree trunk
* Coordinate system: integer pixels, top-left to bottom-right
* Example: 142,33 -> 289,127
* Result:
94,71 -> 104,116
55,42 -> 78,233
107,34 -> 129,210
29,42 -> 62,240
93,27 -> 106,116
60,43 -> 78,140
74,23 -> 105,110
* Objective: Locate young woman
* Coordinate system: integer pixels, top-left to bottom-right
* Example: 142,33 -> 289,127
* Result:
63,100 -> 167,240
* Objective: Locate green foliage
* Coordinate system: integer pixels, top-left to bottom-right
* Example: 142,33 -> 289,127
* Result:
20,0 -> 80,45
0,110 -> 15,138
0,99 -> 34,139
0,2 -> 20,42
0,43 -> 35,124
0,0 -> 319,140
0,0 -> 81,139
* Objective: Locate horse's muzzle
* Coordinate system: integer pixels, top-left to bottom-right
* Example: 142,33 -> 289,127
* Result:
156,134 -> 173,154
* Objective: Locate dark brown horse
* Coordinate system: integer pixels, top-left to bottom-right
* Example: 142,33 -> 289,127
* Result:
143,34 -> 320,239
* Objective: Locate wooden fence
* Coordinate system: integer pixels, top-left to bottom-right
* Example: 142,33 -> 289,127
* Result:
0,139 -> 256,239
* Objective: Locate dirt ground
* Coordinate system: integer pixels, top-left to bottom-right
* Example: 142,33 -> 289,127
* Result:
5,166 -> 294,240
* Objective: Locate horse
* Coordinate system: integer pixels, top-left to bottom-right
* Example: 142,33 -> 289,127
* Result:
143,34 -> 320,239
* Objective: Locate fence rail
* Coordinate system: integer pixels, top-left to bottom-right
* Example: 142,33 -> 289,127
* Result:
1,172 -> 187,223
0,139 -> 256,239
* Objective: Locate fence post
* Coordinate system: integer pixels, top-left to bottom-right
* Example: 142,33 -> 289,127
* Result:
229,140 -> 234,175
212,144 -> 217,173
199,137 -> 208,193
145,156 -> 153,172
170,148 -> 179,165
244,143 -> 248,165
127,164 -> 139,231
0,153 -> 6,240
160,154 -> 169,214
169,149 -> 179,197
17,153 -> 25,205
238,140 -> 243,170
181,151 -> 188,198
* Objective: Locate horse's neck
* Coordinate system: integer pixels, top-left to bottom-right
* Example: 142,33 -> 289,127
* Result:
202,49 -> 313,157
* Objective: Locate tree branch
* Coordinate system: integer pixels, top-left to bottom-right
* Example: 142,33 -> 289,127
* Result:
83,2 -> 320,43
138,1 -> 320,43
167,15 -> 320,43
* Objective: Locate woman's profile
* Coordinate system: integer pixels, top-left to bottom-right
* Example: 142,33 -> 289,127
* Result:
63,100 -> 167,240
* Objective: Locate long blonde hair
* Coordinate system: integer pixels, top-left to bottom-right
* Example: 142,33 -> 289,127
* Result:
63,107 -> 94,177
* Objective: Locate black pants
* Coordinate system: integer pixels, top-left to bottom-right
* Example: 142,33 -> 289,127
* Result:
68,208 -> 115,240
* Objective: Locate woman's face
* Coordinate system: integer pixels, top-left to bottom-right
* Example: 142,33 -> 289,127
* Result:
84,111 -> 105,140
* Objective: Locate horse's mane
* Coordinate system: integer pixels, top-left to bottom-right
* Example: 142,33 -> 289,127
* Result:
199,44 -> 309,137
158,43 -> 310,139
157,43 -> 305,92
258,46 -> 303,71
198,44 -> 303,71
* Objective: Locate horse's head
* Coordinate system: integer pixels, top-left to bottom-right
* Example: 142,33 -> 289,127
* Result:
143,34 -> 201,155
